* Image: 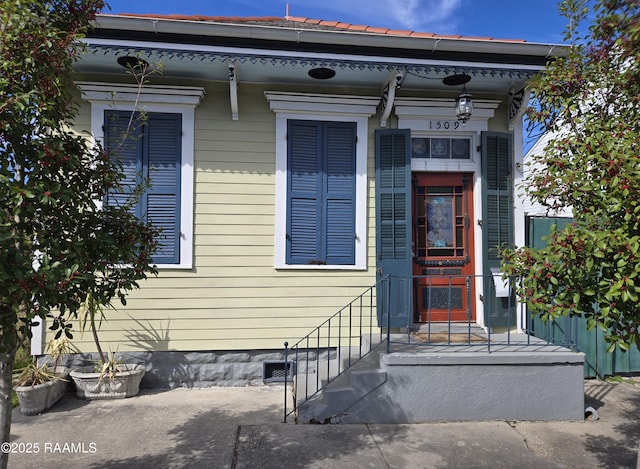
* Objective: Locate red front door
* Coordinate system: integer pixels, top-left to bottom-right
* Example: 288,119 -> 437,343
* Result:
413,172 -> 475,322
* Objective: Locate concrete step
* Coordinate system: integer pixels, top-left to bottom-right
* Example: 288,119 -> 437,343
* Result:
351,368 -> 387,388
297,361 -> 387,424
292,342 -> 383,404
323,369 -> 387,411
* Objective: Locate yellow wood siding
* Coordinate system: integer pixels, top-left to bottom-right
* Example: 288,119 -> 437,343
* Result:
52,82 -> 380,353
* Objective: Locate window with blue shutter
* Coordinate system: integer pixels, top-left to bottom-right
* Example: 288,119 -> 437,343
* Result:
286,120 -> 356,265
104,110 -> 182,264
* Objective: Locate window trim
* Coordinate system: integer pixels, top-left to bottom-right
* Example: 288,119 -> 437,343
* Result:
77,82 -> 205,269
266,92 -> 379,270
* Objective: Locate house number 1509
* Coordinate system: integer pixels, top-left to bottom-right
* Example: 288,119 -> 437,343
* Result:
428,121 -> 461,130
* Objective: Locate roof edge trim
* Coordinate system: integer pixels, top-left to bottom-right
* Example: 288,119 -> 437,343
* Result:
92,14 -> 569,59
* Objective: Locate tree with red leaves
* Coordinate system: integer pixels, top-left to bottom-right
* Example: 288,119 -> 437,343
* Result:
502,0 -> 640,352
0,2 -> 159,466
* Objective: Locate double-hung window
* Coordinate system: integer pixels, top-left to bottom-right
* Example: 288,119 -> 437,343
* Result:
78,82 -> 204,269
287,120 -> 356,265
104,111 -> 182,265
267,91 -> 378,270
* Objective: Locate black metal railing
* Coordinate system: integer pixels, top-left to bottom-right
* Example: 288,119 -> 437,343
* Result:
283,273 -> 578,422
385,274 -> 578,352
283,275 -> 390,423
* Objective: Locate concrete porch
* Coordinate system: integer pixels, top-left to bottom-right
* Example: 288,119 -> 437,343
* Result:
294,328 -> 585,424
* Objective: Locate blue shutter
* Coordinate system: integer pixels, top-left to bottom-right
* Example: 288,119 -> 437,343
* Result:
287,120 -> 322,264
146,113 -> 181,264
286,120 -> 356,265
482,132 -> 513,262
104,111 -> 181,265
481,131 -> 514,326
376,130 -> 411,263
325,122 -> 356,265
375,129 -> 412,327
104,111 -> 143,218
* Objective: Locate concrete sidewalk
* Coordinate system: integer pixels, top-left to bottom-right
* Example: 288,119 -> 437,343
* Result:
7,377 -> 640,468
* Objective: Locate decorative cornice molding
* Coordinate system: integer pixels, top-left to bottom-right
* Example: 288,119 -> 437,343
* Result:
86,44 -> 537,81
265,91 -> 379,116
394,97 -> 500,119
76,81 -> 206,106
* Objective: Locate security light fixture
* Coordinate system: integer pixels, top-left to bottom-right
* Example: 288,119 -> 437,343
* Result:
443,74 -> 473,124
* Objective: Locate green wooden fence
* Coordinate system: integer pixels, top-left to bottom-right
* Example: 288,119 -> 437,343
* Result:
527,216 -> 640,378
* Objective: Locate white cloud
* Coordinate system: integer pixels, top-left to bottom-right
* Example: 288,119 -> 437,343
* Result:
287,0 -> 463,33
386,0 -> 463,31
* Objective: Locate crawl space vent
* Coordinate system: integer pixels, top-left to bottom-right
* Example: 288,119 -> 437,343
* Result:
262,361 -> 295,383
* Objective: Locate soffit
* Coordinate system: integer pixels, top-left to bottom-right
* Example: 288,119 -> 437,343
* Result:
77,14 -> 564,96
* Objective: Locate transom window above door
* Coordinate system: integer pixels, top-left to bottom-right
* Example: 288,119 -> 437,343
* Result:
411,137 -> 471,160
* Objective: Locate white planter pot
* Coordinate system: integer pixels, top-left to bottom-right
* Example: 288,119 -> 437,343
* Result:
15,366 -> 70,415
70,364 -> 145,400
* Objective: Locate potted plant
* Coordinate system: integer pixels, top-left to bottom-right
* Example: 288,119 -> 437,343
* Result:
69,294 -> 145,400
13,339 -> 71,415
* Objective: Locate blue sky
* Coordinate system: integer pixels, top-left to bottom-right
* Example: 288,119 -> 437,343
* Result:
101,0 -> 573,44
